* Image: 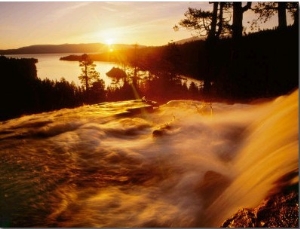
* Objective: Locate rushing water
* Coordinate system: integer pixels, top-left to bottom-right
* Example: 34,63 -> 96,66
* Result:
0,90 -> 298,227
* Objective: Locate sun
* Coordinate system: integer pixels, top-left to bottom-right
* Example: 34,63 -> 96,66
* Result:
105,38 -> 114,45
105,38 -> 115,52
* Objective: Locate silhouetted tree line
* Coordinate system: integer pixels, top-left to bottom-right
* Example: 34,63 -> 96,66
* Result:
173,1 -> 298,100
0,54 -> 202,121
113,26 -> 298,101
0,25 -> 298,121
105,70 -> 200,104
0,56 -> 85,121
213,26 -> 298,100
168,26 -> 298,100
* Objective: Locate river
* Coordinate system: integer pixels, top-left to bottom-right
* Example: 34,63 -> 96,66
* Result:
0,89 -> 298,227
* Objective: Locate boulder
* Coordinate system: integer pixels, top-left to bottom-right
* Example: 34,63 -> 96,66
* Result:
221,185 -> 299,228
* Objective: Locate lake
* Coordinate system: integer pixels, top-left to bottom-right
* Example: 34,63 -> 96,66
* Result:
5,53 -> 118,87
5,53 -> 203,89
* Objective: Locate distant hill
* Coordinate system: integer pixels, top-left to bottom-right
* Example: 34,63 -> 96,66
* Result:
0,38 -> 200,55
174,36 -> 203,44
0,43 -> 142,55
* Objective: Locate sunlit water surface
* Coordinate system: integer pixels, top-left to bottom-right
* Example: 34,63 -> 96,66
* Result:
5,54 -> 116,86
5,54 -> 202,89
0,90 -> 298,227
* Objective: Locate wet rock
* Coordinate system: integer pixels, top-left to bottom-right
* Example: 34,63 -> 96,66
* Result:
221,208 -> 257,228
221,185 -> 299,228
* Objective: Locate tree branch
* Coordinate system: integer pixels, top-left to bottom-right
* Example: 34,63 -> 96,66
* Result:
243,2 -> 252,12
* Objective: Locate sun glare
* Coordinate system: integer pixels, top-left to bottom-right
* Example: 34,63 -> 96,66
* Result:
105,38 -> 114,45
105,38 -> 115,52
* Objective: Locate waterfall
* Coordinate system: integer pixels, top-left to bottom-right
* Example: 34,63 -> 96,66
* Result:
0,90 -> 298,227
204,89 -> 298,226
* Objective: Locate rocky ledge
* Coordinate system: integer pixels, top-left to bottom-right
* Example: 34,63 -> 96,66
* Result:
221,184 -> 299,228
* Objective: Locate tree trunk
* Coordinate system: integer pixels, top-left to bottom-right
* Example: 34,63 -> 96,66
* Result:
232,2 -> 251,40
208,2 -> 219,40
84,65 -> 88,91
216,2 -> 224,38
293,6 -> 299,27
230,2 -> 251,98
203,2 -> 219,98
278,2 -> 287,29
232,2 -> 243,41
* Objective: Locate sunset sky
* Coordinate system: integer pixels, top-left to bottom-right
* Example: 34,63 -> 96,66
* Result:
0,1 -> 289,50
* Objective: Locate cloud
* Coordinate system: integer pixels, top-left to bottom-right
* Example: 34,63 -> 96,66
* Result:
0,1 -> 212,49
101,6 -> 118,12
45,2 -> 91,21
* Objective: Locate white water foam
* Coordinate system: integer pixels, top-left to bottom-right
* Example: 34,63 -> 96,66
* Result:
0,90 -> 298,227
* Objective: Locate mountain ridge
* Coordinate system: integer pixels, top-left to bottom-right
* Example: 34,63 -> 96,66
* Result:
0,43 -> 143,55
0,37 -> 198,55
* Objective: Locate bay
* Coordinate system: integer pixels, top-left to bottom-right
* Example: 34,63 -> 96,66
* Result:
5,53 -> 118,87
5,53 -> 203,89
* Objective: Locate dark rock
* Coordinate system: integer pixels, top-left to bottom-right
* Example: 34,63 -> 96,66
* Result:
221,184 -> 299,228
222,208 -> 256,228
